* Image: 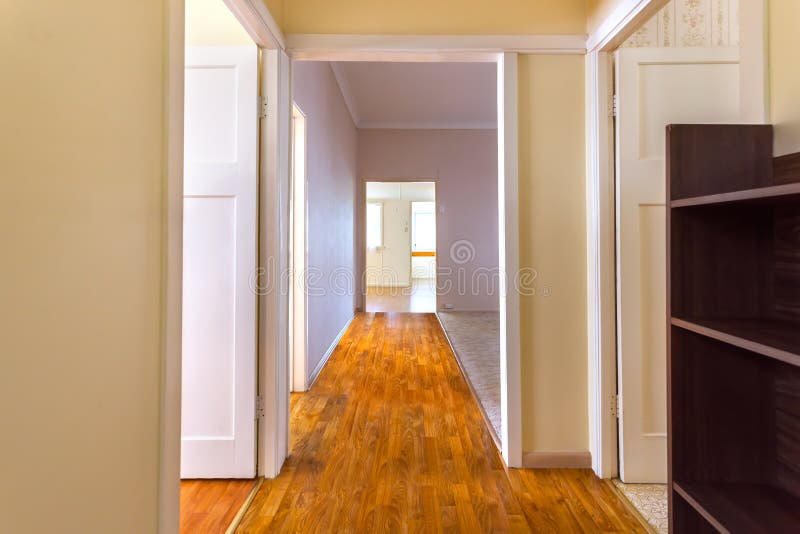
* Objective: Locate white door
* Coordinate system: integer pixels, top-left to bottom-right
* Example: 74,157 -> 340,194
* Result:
616,47 -> 741,483
365,201 -> 384,287
182,45 -> 258,478
380,200 -> 412,287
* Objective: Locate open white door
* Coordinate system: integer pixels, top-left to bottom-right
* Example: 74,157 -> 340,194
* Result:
182,45 -> 258,478
379,200 -> 412,287
615,47 -> 741,483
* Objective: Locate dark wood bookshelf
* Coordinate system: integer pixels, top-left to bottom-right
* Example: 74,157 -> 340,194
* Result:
673,482 -> 800,534
670,182 -> 800,208
671,317 -> 800,368
667,125 -> 800,533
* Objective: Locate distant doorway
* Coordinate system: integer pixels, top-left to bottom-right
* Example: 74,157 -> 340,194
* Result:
365,181 -> 436,312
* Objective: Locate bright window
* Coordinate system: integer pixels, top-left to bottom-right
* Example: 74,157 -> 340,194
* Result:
366,202 -> 383,249
412,201 -> 436,252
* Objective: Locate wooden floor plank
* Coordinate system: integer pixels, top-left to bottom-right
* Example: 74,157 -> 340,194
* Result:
237,313 -> 645,533
180,479 -> 256,534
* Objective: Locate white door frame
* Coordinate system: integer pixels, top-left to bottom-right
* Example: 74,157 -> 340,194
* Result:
161,1 -> 287,532
163,31 -> 583,531
290,103 -> 308,392
584,0 -> 769,478
361,180 -> 439,301
161,0 -> 770,526
285,37 -> 584,469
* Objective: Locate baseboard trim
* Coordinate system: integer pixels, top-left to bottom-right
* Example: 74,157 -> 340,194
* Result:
522,451 -> 593,469
306,314 -> 355,389
225,477 -> 263,534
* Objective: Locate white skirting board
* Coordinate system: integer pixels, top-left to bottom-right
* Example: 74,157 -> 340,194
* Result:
522,451 -> 593,469
306,315 -> 355,389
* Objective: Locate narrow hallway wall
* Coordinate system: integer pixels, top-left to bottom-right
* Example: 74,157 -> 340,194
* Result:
292,62 -> 358,380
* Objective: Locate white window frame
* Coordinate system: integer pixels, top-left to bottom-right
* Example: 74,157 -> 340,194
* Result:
411,201 -> 436,253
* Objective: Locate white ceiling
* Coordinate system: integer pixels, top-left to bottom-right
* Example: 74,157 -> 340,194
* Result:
330,62 -> 497,130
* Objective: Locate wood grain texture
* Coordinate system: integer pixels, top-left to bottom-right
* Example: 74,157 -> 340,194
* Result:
236,312 -> 645,533
180,479 -> 257,534
666,124 -> 774,201
667,125 -> 800,532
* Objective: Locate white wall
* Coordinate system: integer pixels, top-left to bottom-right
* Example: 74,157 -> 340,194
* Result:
412,257 -> 436,279
292,62 -> 358,378
358,129 -> 499,311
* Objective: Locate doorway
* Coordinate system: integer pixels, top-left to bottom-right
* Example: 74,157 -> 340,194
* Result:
179,0 -> 260,530
365,181 -> 437,313
290,102 -> 308,392
608,2 -> 747,532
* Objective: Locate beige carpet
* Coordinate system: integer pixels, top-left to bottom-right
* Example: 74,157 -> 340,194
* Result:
437,311 -> 501,440
612,479 -> 668,534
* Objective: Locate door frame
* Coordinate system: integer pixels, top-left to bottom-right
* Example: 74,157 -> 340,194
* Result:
289,48 -> 529,469
361,180 -> 438,300
161,1 -> 287,532
162,10 -> 597,532
585,0 -> 769,478
290,102 -> 308,392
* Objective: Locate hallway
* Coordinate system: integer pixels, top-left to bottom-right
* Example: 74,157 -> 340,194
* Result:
365,279 -> 437,313
236,313 -> 645,532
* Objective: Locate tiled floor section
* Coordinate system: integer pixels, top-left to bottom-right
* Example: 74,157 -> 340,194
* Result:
365,279 -> 436,312
436,311 -> 501,440
612,479 -> 668,534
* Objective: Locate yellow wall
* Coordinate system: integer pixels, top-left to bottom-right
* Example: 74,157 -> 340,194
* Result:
187,0 -> 253,45
0,2 -> 164,532
281,0 -> 586,35
586,0 -> 621,35
770,0 -> 800,156
518,55 -> 589,453
262,0 -> 284,30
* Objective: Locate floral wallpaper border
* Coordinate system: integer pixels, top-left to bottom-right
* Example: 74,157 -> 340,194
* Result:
624,0 -> 739,48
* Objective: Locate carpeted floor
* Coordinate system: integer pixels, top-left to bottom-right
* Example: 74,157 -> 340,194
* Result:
612,479 -> 668,533
437,311 -> 501,440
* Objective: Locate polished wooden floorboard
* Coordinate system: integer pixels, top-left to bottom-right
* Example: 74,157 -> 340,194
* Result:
181,479 -> 256,533
237,313 -> 644,533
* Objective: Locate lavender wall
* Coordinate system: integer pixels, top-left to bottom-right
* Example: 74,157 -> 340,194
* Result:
292,62 -> 358,379
357,129 -> 499,311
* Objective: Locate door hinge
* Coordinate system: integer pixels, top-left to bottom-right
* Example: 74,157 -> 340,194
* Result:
610,94 -> 618,118
611,393 -> 621,418
255,394 -> 265,419
258,95 -> 268,119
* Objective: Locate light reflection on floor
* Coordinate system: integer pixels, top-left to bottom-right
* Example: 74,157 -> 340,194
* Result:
365,279 -> 436,313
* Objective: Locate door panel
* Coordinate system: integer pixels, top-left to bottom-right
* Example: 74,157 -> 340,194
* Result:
380,200 -> 411,287
616,47 -> 741,483
182,46 -> 258,479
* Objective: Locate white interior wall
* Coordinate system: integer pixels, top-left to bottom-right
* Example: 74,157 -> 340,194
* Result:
412,257 -> 436,279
